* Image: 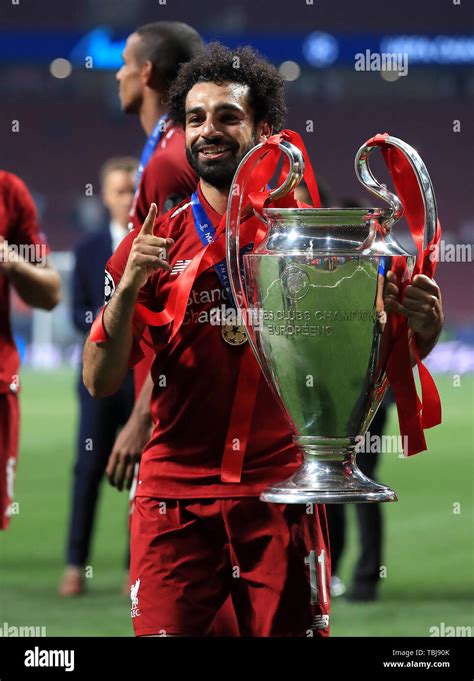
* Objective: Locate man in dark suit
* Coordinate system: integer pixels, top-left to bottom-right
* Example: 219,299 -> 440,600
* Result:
59,157 -> 138,596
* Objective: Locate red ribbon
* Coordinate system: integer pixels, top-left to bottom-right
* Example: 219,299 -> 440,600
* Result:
366,133 -> 442,455
220,347 -> 261,482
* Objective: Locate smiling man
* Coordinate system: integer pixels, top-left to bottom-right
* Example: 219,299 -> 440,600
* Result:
83,43 -> 332,637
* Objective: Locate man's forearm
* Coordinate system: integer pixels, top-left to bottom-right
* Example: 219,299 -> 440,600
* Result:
132,372 -> 154,425
83,202 -> 171,398
83,282 -> 139,398
6,261 -> 61,310
414,326 -> 442,360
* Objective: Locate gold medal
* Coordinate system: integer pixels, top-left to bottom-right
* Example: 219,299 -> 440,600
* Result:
221,323 -> 248,346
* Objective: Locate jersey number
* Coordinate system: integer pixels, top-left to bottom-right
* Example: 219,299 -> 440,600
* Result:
304,549 -> 328,605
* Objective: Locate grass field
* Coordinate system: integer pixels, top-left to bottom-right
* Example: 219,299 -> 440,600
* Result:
0,369 -> 472,637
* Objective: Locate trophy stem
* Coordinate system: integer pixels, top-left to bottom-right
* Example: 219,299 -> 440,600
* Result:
260,440 -> 398,504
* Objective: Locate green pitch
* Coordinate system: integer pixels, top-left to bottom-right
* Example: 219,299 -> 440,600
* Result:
0,369 -> 472,637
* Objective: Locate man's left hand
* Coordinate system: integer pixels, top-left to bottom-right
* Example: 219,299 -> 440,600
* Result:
384,271 -> 444,357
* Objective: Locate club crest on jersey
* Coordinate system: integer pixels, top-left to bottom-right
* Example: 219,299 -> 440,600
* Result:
104,270 -> 115,304
130,578 -> 141,618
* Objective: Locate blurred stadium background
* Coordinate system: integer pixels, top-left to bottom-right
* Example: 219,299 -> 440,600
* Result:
0,0 -> 472,636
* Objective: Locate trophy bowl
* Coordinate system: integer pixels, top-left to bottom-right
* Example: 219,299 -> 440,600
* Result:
226,136 -> 437,504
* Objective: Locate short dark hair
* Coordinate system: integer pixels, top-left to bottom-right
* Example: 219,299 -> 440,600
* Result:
99,156 -> 138,188
168,42 -> 287,131
135,22 -> 204,92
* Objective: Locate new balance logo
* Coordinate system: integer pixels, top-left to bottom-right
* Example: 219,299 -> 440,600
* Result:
311,614 -> 329,630
170,259 -> 192,276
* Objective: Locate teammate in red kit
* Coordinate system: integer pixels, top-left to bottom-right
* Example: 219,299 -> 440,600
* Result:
106,21 -> 203,493
84,44 -> 331,637
0,171 -> 61,530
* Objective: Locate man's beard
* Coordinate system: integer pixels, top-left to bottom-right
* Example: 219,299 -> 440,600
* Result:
186,134 -> 257,190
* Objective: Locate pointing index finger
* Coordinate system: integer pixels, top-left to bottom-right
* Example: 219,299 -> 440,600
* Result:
140,203 -> 158,235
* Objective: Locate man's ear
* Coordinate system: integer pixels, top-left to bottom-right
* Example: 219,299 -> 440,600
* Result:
257,121 -> 272,142
141,60 -> 155,87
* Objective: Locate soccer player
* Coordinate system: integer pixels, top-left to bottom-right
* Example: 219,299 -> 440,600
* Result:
84,44 -> 330,637
83,44 -> 443,636
0,170 -> 61,530
105,21 -> 202,492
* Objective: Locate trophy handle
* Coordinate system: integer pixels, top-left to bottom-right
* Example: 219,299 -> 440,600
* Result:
226,140 -> 305,367
354,135 -> 437,248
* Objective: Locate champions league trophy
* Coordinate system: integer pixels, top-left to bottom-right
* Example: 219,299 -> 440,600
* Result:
225,135 -> 438,504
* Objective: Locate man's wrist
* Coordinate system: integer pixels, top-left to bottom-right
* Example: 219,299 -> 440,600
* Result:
414,323 -> 443,358
118,275 -> 142,299
96,283 -> 135,340
131,406 -> 153,427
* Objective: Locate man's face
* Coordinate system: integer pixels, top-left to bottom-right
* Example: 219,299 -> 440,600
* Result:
101,170 -> 136,225
184,82 -> 270,190
116,33 -> 145,114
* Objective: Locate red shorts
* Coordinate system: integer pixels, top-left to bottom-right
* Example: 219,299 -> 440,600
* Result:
0,393 -> 20,530
130,496 -> 331,637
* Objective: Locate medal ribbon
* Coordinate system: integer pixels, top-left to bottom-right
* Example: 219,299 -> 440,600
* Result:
190,191 -> 252,310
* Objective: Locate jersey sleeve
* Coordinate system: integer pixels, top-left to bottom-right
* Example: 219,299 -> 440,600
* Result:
104,227 -> 159,368
8,174 -> 49,257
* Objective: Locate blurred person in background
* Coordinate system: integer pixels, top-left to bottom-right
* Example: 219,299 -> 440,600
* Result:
58,157 -> 138,596
0,170 -> 61,530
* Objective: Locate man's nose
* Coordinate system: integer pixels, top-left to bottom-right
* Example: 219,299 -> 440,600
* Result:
200,116 -> 223,139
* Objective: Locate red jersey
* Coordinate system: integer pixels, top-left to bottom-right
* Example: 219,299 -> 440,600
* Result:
0,171 -> 48,393
129,121 -> 197,393
106,185 -> 301,498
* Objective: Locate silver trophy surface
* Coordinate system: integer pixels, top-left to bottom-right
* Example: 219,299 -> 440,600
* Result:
225,135 -> 438,504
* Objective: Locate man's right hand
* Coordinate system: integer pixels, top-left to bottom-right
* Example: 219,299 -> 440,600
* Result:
106,410 -> 152,491
122,203 -> 174,292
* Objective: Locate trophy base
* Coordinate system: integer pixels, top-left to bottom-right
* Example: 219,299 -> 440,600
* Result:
260,447 -> 398,504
